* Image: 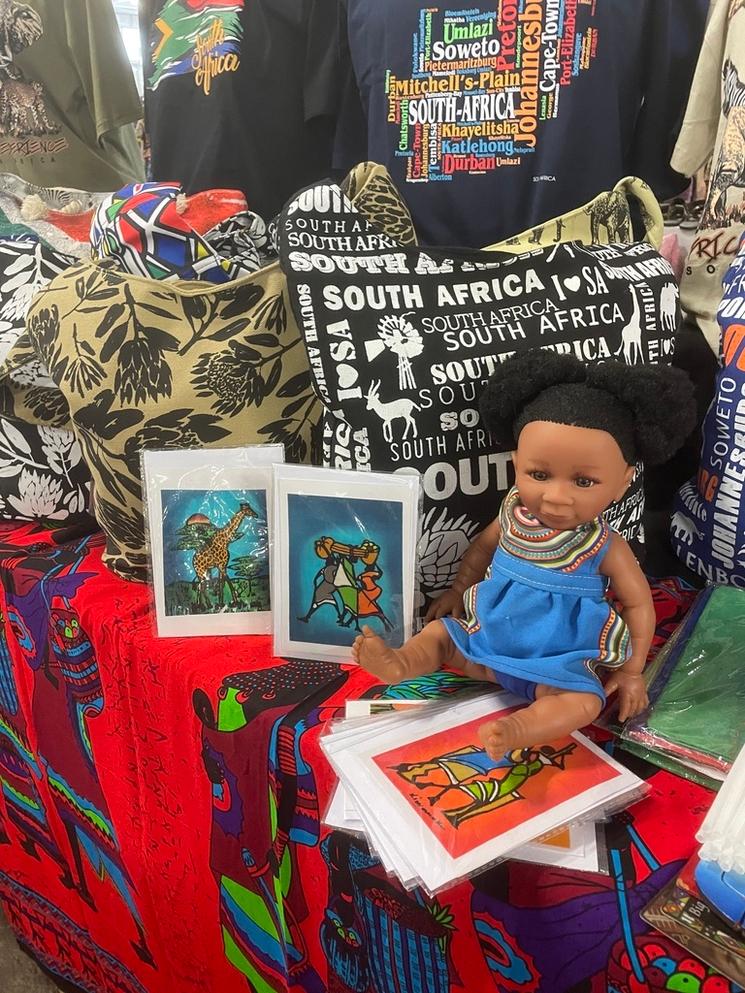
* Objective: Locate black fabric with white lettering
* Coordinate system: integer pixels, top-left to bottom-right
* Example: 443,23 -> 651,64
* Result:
279,183 -> 680,606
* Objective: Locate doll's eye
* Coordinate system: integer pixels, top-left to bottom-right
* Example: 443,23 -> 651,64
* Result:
575,477 -> 597,488
528,470 -> 549,481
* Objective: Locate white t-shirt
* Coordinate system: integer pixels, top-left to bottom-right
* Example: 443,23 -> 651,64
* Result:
673,0 -> 745,352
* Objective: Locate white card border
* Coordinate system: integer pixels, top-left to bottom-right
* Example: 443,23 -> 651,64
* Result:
330,693 -> 642,892
142,445 -> 284,638
272,464 -> 420,663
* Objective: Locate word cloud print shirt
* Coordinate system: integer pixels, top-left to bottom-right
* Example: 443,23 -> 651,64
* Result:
343,0 -> 707,246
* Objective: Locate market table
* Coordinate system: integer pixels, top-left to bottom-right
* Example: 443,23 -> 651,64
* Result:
0,520 -> 730,993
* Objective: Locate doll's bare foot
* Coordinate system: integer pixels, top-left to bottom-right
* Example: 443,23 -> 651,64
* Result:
352,626 -> 409,682
479,689 -> 602,760
478,715 -> 527,760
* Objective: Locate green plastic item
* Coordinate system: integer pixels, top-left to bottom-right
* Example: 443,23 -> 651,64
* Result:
623,586 -> 745,774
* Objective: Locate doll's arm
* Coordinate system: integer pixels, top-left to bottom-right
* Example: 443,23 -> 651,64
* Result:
425,518 -> 502,621
600,533 -> 654,721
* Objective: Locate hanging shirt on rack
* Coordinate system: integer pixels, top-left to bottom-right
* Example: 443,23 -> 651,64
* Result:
0,0 -> 144,191
673,0 -> 745,354
338,0 -> 709,246
142,0 -> 343,219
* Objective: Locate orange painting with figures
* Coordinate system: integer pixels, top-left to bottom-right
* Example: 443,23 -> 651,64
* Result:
373,705 -> 621,859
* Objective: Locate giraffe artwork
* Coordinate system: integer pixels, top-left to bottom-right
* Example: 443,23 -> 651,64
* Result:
142,448 -> 282,636
159,489 -> 270,619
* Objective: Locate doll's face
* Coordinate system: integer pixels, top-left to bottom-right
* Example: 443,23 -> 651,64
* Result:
513,421 -> 635,530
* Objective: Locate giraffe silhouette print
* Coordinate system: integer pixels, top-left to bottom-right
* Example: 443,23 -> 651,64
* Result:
161,488 -> 269,616
616,287 -> 645,364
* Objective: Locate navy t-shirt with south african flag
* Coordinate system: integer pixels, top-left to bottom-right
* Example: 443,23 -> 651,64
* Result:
337,0 -> 709,247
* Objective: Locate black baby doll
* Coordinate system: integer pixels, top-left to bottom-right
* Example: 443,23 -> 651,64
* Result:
354,350 -> 697,756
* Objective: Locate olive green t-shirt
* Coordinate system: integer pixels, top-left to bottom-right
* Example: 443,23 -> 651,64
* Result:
0,0 -> 145,191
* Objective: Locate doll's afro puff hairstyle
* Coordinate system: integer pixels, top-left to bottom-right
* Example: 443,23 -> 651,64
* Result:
479,349 -> 697,467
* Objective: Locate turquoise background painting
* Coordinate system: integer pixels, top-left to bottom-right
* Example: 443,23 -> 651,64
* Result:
161,488 -> 269,616
288,494 -> 405,648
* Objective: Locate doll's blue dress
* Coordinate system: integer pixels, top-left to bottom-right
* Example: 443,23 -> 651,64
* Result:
442,487 -> 631,703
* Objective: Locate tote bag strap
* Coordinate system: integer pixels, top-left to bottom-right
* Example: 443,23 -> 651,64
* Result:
341,161 -> 418,246
612,176 -> 664,249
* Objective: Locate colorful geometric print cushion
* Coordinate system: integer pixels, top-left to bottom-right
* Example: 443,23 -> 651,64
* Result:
671,235 -> 745,588
90,182 -> 275,283
7,257 -> 320,580
0,238 -> 90,523
279,183 -> 680,607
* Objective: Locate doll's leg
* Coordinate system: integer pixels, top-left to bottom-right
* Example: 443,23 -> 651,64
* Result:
478,686 -> 602,758
353,620 -> 478,683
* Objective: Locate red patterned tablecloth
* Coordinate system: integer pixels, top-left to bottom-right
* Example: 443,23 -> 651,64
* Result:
0,521 -> 731,993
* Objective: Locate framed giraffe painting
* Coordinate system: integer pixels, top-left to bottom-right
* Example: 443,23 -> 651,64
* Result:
272,465 -> 421,663
141,445 -> 284,637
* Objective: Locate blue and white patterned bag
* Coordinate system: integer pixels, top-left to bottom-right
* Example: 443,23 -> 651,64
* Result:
672,235 -> 745,588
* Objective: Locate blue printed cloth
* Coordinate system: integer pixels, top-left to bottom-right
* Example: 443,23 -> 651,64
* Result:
672,234 -> 745,588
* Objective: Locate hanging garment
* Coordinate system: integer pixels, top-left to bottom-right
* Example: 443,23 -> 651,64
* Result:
673,0 -> 745,353
0,0 -> 144,191
142,0 -> 343,219
338,0 -> 708,246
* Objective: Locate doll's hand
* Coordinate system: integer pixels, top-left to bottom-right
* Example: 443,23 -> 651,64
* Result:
425,588 -> 465,623
604,669 -> 649,723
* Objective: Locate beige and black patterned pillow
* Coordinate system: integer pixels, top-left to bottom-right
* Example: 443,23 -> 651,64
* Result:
6,259 -> 318,579
341,162 -> 417,246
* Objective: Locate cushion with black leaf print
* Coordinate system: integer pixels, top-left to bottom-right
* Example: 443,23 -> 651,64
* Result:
279,182 -> 681,613
0,237 -> 91,524
0,164 -> 415,578
4,258 -> 318,580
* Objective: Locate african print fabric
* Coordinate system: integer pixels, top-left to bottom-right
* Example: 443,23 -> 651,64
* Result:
0,166 -> 424,579
90,182 -> 276,283
498,488 -> 610,573
0,237 -> 90,523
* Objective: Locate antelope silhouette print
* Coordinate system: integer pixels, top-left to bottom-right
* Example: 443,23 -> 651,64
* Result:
365,380 -> 420,443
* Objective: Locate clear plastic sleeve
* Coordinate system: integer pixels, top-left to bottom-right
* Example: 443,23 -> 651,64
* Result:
271,464 -> 423,663
621,585 -> 745,778
320,691 -> 646,895
140,445 -> 284,637
696,742 -> 745,874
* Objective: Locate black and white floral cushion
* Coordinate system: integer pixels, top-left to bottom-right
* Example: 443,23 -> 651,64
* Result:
0,238 -> 90,522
